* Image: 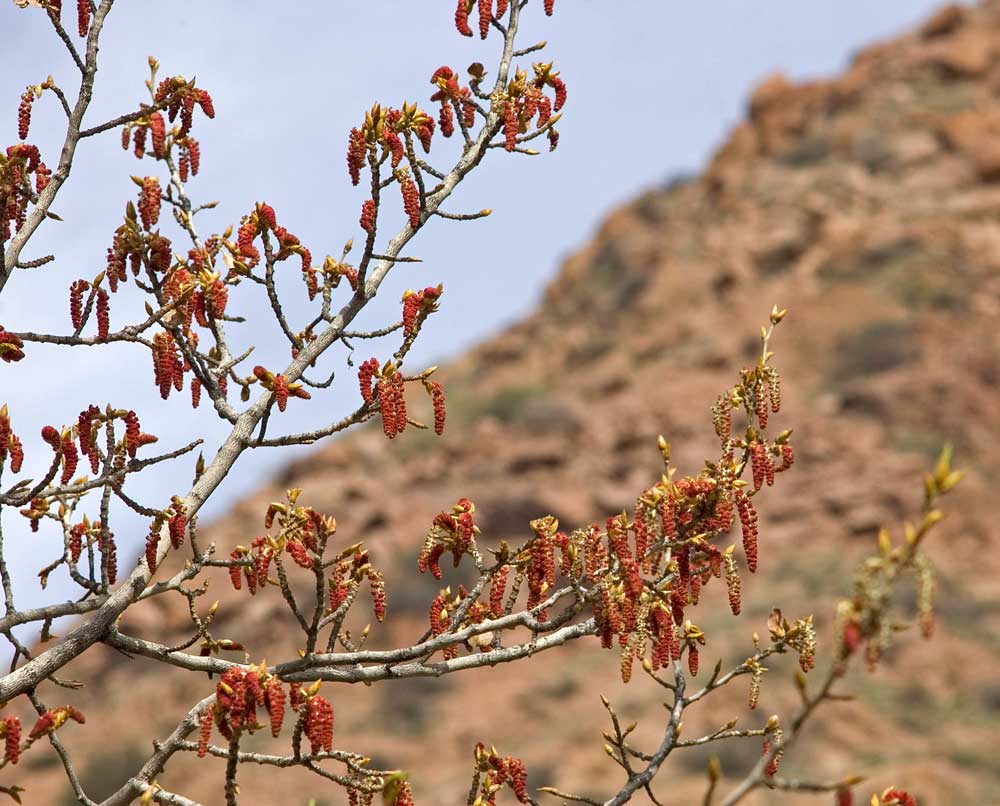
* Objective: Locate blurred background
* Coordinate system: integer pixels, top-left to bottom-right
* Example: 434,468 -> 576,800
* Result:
3,1 -> 999,803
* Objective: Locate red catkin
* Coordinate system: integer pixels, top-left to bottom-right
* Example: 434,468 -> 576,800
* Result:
490,564 -> 509,616
551,76 -> 567,111
304,695 -> 334,754
168,512 -> 187,550
139,176 -> 161,229
750,441 -> 766,491
358,358 -> 378,405
228,552 -> 243,591
69,279 -> 86,330
274,374 -> 289,412
196,88 -> 215,119
455,0 -> 473,36
383,129 -> 404,167
347,127 -> 365,185
197,706 -> 213,757
266,678 -> 285,737
439,100 -> 455,137
3,717 -> 21,765
503,101 -> 519,151
429,381 -> 446,435
95,288 -> 109,340
8,435 -> 23,474
17,90 -> 33,141
401,176 -> 420,229
394,781 -> 415,806
102,530 -> 117,584
187,138 -> 200,176
76,0 -> 90,36
360,199 -> 376,234
149,112 -> 166,158
133,126 -> 146,159
124,410 -> 141,457
60,430 -> 78,484
776,442 -> 795,472
145,530 -> 159,572
735,490 -> 759,573
370,569 -> 387,622
478,0 -> 492,38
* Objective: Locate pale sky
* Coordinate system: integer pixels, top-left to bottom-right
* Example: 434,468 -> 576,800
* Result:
1,1 -> 949,622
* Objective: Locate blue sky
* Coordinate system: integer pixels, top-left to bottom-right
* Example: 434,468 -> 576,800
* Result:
1,1 -> 949,618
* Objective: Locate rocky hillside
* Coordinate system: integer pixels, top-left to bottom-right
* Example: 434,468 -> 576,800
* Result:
24,2 -> 1000,803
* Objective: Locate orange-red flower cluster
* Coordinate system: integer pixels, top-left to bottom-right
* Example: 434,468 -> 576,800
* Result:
418,498 -> 478,579
201,665 -> 286,751
377,369 -> 407,439
138,176 -> 160,229
427,381 -> 446,436
454,0 -> 521,39
152,332 -> 183,400
2,143 -> 50,241
1,716 -> 20,765
501,63 -> 566,153
17,89 -> 33,141
0,405 -> 24,474
401,285 -> 442,337
430,66 -> 477,136
252,365 -> 311,413
304,694 -> 335,754
27,706 -> 85,741
153,77 -> 215,138
471,743 -> 530,805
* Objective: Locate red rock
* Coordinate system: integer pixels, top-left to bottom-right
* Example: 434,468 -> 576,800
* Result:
919,4 -> 968,39
938,107 -> 1000,180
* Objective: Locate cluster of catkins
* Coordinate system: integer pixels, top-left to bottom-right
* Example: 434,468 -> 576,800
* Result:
90,74 -> 214,334
197,664 -> 293,751
93,196 -> 229,404
8,76 -> 54,237
347,103 -> 436,234
252,365 -> 312,413
0,327 -> 24,364
428,583 -> 498,660
223,492 -> 387,621
454,0 -> 555,40
347,781 -> 414,806
359,357 -> 447,440
143,497 -> 187,574
430,66 -> 477,137
469,743 -> 530,806
122,71 -> 213,182
235,201 -> 320,299
833,786 -> 917,806
34,1 -> 94,38
63,516 -> 117,584
408,335 -> 799,683
1,143 -> 51,241
328,548 -> 387,623
0,405 -> 25,474
0,705 -> 86,769
418,498 -> 478,579
502,63 -> 565,152
401,285 -> 442,337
